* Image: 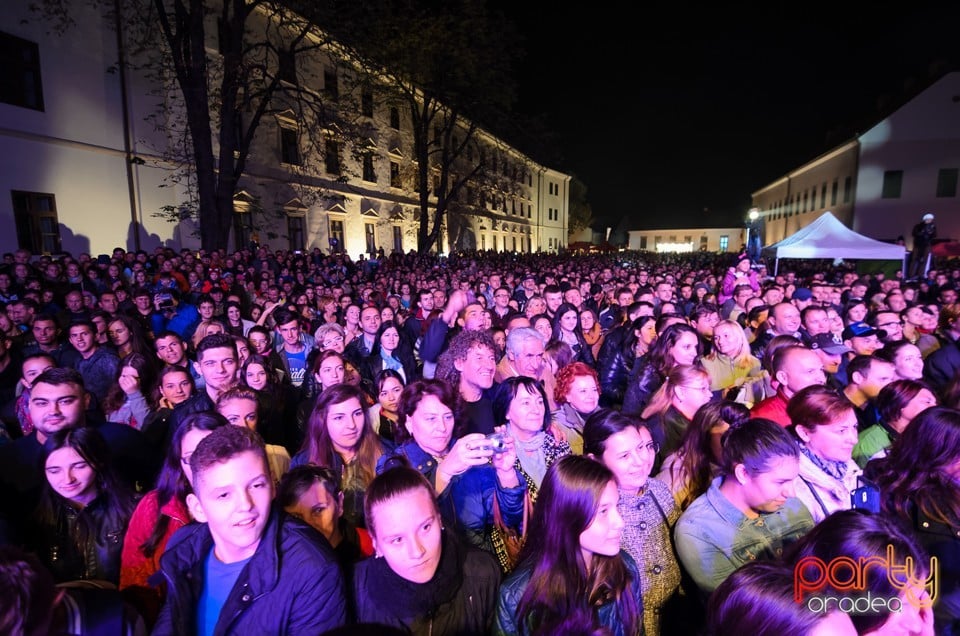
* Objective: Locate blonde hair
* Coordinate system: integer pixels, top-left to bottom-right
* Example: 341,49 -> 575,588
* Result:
641,364 -> 710,419
710,319 -> 756,371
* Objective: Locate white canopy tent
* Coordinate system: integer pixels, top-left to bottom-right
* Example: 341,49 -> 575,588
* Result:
762,211 -> 907,274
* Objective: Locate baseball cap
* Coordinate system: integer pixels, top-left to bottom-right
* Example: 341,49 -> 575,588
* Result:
809,333 -> 853,355
842,321 -> 887,341
923,213 -> 934,221
792,288 -> 813,301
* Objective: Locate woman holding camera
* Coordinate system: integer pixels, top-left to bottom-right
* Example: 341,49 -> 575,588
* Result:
376,379 -> 527,557
492,376 -> 572,497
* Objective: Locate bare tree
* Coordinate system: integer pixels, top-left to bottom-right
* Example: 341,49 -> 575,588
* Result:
312,0 -> 522,254
568,177 -> 594,238
31,0 -> 366,252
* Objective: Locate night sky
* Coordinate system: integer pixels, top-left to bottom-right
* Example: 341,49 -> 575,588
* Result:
503,3 -> 960,234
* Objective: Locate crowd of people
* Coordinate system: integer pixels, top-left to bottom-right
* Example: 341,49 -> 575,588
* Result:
0,242 -> 959,635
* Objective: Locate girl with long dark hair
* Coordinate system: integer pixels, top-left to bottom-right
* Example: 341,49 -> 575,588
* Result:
494,455 -> 642,635
622,322 -> 702,416
292,383 -> 390,528
550,302 -> 596,367
369,368 -> 406,444
359,319 -> 419,393
597,315 -> 656,408
30,426 -> 138,585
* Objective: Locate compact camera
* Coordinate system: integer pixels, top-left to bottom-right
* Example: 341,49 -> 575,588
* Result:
481,433 -> 508,454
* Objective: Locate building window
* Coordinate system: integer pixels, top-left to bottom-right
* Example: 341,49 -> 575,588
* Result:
361,88 -> 374,117
278,49 -> 297,85
323,68 -> 338,100
843,176 -> 853,203
328,218 -> 344,252
512,236 -> 517,252
820,183 -> 827,208
481,234 -> 486,250
287,215 -> 305,252
831,180 -> 839,206
12,191 -> 59,254
881,170 -> 902,199
0,32 -> 43,111
325,139 -> 341,175
390,161 -> 401,188
700,235 -> 708,249
719,235 -> 729,251
362,154 -> 376,182
393,226 -> 403,253
365,223 -> 376,254
493,235 -> 498,251
280,127 -> 300,165
936,168 -> 958,198
640,236 -> 647,250
389,107 -> 400,130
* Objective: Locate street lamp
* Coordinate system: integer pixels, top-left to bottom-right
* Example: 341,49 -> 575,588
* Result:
746,208 -> 761,262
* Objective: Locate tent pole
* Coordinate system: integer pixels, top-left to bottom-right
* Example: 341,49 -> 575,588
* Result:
775,258 -> 780,276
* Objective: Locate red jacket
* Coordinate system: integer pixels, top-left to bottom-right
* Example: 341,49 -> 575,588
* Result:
119,490 -> 190,626
750,390 -> 792,427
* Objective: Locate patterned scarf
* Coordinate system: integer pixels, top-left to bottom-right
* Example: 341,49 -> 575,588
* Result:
509,427 -> 548,487
800,443 -> 848,481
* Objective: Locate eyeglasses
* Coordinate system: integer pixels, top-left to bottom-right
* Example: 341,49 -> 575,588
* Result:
322,336 -> 344,347
639,441 -> 660,454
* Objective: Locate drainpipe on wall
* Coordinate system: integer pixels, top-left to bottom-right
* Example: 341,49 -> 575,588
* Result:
114,0 -> 141,251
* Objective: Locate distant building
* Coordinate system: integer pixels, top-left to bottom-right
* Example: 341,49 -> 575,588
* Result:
751,72 -> 960,251
626,227 -> 743,253
0,0 -> 569,258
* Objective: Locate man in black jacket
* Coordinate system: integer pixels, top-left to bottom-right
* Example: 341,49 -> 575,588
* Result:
909,212 -> 937,280
154,425 -> 346,635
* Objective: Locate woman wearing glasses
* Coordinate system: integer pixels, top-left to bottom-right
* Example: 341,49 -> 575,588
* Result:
640,364 -> 715,463
583,409 -> 683,636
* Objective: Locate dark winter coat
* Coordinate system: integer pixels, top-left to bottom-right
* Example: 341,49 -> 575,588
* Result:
153,506 -> 347,635
353,530 -> 501,635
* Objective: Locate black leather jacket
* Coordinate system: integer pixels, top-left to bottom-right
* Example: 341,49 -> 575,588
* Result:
31,493 -> 135,584
621,361 -> 663,417
597,327 -> 636,407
